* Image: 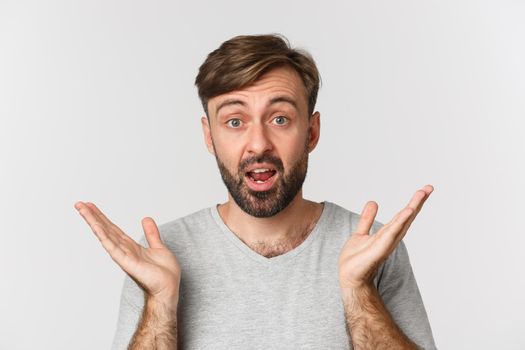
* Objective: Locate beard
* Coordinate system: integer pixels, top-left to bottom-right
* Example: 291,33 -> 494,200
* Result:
214,139 -> 309,218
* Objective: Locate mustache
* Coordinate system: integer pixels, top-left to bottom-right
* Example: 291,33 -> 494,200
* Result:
239,154 -> 284,173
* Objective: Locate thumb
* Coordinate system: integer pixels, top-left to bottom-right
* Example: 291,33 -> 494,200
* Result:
141,217 -> 164,249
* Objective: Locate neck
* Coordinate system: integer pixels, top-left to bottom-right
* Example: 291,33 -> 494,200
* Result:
216,191 -> 324,251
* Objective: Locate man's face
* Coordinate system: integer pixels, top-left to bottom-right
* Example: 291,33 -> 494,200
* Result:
201,66 -> 320,218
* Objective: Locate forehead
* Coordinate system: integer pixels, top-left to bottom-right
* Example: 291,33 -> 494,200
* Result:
241,65 -> 304,94
208,66 -> 308,115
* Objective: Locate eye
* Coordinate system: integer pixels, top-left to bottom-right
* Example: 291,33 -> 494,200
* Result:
226,118 -> 242,128
272,116 -> 289,125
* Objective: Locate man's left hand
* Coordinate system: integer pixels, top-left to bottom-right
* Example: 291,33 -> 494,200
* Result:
338,185 -> 434,291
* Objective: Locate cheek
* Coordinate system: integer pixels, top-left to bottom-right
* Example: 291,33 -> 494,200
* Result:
214,141 -> 243,172
283,130 -> 309,153
279,139 -> 308,171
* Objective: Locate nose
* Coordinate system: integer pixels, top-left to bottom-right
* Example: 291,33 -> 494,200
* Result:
246,122 -> 273,156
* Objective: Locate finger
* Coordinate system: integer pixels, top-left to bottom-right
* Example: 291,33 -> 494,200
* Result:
376,207 -> 414,248
75,202 -> 132,265
83,202 -> 137,246
91,221 -> 120,253
75,202 -> 121,245
84,202 -> 121,233
400,185 -> 434,235
75,202 -> 110,235
92,222 -> 135,268
379,187 -> 429,234
142,217 -> 164,249
407,185 -> 433,214
354,201 -> 378,236
373,186 -> 433,254
76,204 -> 121,250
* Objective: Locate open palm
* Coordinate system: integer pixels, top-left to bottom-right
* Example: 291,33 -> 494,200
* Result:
75,201 -> 181,300
338,185 -> 433,290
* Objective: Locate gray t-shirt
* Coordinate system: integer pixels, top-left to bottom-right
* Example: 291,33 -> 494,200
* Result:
111,201 -> 437,349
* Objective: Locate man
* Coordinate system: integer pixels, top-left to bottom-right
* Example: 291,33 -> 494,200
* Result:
75,34 -> 437,349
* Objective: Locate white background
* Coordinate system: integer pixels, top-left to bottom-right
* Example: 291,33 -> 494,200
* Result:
1,0 -> 524,349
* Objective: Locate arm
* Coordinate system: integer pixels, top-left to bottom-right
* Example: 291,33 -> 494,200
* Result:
128,295 -> 179,350
341,284 -> 418,349
338,185 -> 434,349
74,201 -> 181,349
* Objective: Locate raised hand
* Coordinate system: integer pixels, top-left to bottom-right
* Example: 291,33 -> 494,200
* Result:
74,201 -> 181,303
338,185 -> 434,290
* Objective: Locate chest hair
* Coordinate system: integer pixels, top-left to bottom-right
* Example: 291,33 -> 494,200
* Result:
247,216 -> 320,258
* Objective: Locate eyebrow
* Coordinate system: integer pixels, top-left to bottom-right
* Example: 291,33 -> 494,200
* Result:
215,99 -> 246,116
215,95 -> 298,116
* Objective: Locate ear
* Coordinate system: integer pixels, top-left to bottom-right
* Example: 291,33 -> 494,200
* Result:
307,111 -> 321,153
201,116 -> 216,155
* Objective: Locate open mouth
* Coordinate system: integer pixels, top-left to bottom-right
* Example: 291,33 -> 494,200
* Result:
244,168 -> 278,191
246,169 -> 277,183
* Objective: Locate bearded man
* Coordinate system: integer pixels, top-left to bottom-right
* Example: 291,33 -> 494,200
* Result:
75,34 -> 437,349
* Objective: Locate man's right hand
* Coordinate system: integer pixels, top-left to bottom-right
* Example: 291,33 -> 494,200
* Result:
74,201 -> 181,304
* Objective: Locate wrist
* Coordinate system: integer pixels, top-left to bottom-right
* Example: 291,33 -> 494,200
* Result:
146,292 -> 179,313
339,280 -> 375,294
340,282 -> 379,306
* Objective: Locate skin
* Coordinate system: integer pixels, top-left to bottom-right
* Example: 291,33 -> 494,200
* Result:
74,203 -> 180,348
339,185 -> 433,349
201,65 -> 323,251
74,65 -> 434,349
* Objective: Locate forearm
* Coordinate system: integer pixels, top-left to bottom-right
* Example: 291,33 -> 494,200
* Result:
128,296 -> 178,350
341,285 -> 418,350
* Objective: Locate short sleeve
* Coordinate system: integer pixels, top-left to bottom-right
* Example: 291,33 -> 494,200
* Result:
110,236 -> 147,350
375,239 -> 438,350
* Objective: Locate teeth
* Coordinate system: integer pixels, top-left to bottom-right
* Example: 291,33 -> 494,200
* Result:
252,168 -> 270,173
255,180 -> 265,183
